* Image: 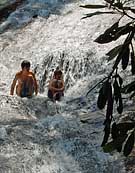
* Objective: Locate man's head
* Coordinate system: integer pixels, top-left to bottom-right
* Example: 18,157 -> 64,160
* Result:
21,60 -> 31,71
54,70 -> 62,80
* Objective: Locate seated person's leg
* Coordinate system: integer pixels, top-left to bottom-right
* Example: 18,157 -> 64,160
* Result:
48,89 -> 53,100
55,93 -> 61,101
54,92 -> 63,101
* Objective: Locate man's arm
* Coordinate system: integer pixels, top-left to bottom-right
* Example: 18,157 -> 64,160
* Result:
32,73 -> 38,95
10,75 -> 17,95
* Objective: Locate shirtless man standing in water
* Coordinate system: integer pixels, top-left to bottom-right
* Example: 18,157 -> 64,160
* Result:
10,60 -> 38,97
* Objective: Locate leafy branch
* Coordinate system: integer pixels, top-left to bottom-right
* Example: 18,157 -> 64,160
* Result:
81,0 -> 135,156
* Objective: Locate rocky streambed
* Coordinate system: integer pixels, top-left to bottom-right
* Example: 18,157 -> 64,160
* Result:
0,0 -> 135,172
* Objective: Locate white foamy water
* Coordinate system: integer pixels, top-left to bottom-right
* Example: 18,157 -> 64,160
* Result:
0,0 -> 133,172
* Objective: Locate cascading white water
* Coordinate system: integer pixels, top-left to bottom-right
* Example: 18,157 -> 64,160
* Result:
0,0 -> 79,33
0,0 -> 132,172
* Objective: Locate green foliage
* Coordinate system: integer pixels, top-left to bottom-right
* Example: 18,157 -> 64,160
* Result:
123,130 -> 135,156
103,122 -> 135,155
80,4 -> 107,9
97,79 -> 110,109
106,45 -> 122,61
122,81 -> 135,94
103,141 -> 115,153
81,0 -> 135,157
131,51 -> 135,75
81,11 -> 115,19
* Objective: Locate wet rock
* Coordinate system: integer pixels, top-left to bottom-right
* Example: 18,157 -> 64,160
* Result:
0,0 -> 26,22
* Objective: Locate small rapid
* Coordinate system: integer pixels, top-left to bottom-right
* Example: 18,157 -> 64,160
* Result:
0,0 -> 131,172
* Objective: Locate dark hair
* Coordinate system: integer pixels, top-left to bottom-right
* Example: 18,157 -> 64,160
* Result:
56,66 -> 60,71
21,60 -> 31,69
54,70 -> 62,76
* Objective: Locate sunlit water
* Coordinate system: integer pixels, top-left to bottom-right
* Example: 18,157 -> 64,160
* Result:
0,0 -> 132,172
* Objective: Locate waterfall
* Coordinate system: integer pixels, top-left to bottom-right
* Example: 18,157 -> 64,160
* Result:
0,0 -> 130,172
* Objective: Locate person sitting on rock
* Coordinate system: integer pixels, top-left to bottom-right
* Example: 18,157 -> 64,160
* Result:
48,70 -> 64,101
10,60 -> 38,97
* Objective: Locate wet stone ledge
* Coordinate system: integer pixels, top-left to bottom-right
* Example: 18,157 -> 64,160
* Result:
0,0 -> 25,22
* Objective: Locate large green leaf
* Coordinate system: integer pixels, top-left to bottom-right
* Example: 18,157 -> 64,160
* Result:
94,21 -> 119,44
117,122 -> 135,134
123,131 -> 135,157
104,21 -> 119,34
117,97 -> 123,114
111,122 -> 119,139
113,24 -> 133,40
106,83 -> 113,118
95,22 -> 133,44
80,4 -> 107,9
113,134 -> 128,152
94,33 -> 114,44
113,79 -> 120,103
113,31 -> 134,70
106,45 -> 122,61
101,120 -> 111,146
97,80 -> 110,109
122,81 -> 135,94
103,134 -> 128,153
121,45 -> 130,70
82,11 -> 116,19
131,51 -> 135,75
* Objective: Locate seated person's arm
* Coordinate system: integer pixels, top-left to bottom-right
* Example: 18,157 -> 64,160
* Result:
49,80 -> 64,92
49,80 -> 60,92
10,75 -> 18,95
59,80 -> 64,92
58,80 -> 65,92
32,73 -> 38,95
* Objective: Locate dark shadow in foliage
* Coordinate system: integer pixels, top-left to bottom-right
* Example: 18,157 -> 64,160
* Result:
103,122 -> 135,156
